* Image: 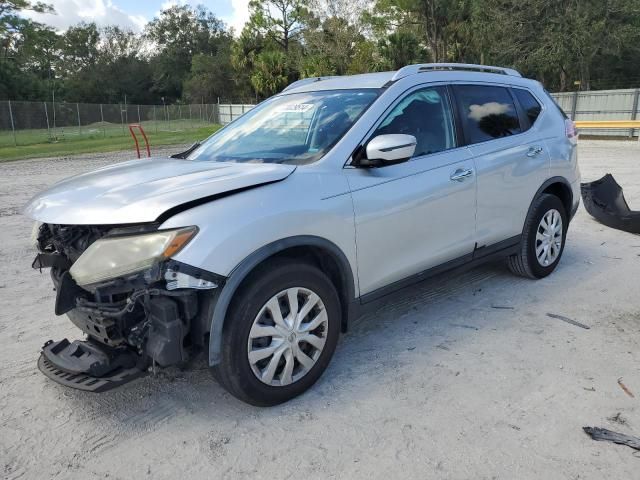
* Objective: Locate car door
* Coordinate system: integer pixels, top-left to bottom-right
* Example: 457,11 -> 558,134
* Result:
451,84 -> 550,248
344,85 -> 477,297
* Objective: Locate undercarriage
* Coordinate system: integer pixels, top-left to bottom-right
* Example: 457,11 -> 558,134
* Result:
33,223 -> 222,392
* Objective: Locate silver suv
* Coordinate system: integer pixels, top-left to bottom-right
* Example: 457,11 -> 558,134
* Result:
25,63 -> 580,405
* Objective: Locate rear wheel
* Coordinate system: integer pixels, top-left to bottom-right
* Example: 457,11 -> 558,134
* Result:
213,260 -> 341,406
507,193 -> 568,279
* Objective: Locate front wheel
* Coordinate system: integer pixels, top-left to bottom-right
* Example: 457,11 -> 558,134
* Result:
213,260 -> 341,406
507,193 -> 568,279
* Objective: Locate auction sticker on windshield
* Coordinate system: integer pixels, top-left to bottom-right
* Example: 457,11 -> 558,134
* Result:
275,103 -> 315,113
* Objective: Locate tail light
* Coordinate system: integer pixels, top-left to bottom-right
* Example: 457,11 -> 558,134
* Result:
565,118 -> 578,144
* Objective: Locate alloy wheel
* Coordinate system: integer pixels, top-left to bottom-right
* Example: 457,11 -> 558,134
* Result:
247,287 -> 328,386
536,208 -> 563,266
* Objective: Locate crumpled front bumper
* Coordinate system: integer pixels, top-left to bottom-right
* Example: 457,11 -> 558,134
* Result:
35,256 -> 225,392
581,174 -> 640,234
38,338 -> 146,393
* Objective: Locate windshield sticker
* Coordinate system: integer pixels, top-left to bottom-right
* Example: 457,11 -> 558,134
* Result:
275,103 -> 315,113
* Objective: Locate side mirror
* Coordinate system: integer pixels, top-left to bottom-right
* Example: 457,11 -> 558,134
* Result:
358,134 -> 416,167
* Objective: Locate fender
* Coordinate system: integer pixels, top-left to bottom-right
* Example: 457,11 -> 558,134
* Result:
524,176 -> 575,226
207,235 -> 356,366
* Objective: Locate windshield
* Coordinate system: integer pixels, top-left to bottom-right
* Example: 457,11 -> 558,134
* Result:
188,89 -> 379,165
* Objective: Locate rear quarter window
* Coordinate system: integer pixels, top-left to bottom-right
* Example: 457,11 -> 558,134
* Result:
453,85 -> 522,144
544,89 -> 569,119
513,88 -> 543,128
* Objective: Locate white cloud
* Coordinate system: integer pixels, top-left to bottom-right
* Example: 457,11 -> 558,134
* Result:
23,0 -> 147,32
468,102 -> 510,121
223,0 -> 250,35
159,0 -> 188,12
22,0 -> 252,36
152,0 -> 248,34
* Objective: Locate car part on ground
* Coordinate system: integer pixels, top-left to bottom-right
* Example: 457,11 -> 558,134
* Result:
38,338 -> 146,392
583,427 -> 640,451
581,174 -> 640,234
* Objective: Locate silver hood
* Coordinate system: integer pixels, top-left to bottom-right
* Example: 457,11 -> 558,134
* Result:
23,157 -> 296,225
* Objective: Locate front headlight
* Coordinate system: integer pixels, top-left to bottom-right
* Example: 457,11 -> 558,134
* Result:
69,226 -> 198,287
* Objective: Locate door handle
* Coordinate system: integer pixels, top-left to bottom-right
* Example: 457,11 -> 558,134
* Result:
527,146 -> 544,157
450,168 -> 474,182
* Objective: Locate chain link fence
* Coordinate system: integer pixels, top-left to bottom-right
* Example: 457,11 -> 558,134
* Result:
2,88 -> 639,149
0,101 -> 255,148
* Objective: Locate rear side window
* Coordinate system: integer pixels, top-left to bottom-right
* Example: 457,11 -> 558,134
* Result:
514,88 -> 542,127
453,85 -> 521,144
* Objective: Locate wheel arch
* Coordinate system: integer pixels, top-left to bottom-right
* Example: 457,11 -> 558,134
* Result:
207,236 -> 356,366
525,176 -> 574,228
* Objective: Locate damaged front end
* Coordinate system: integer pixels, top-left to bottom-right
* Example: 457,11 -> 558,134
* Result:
32,223 -> 223,392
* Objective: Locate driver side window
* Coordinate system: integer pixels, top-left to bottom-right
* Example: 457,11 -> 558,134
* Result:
373,86 -> 457,158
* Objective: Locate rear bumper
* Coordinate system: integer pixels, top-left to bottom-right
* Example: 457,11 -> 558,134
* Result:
581,174 -> 640,234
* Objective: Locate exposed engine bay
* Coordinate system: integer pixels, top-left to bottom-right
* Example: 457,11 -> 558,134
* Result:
33,223 -> 223,392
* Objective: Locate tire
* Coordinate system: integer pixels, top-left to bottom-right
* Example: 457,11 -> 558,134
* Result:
507,193 -> 568,279
212,259 -> 341,406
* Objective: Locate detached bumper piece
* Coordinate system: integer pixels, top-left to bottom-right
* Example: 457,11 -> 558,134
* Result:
37,338 -> 146,393
581,174 -> 640,234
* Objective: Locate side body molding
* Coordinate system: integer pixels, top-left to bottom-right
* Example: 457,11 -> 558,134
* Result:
208,235 -> 356,366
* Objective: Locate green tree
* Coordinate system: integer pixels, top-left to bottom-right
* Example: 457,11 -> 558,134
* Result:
146,5 -> 231,101
0,0 -> 55,99
57,23 -> 99,76
183,51 -> 235,103
57,25 -> 153,103
474,0 -> 640,91
347,40 -> 386,74
378,30 -> 429,70
367,0 -> 474,62
302,13 -> 363,76
247,0 -> 307,52
0,0 -> 53,40
251,49 -> 289,96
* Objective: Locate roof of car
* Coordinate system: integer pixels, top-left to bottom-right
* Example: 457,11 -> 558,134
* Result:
281,63 -> 532,95
283,72 -> 396,93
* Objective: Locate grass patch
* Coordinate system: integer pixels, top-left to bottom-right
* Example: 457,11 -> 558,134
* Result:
0,123 -> 222,161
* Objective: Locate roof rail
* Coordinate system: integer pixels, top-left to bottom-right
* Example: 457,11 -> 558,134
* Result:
282,76 -> 337,92
391,63 -> 522,81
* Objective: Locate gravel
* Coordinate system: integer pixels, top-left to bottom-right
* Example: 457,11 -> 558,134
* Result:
1,141 -> 640,479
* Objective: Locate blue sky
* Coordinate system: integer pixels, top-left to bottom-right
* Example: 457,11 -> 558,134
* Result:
23,0 -> 250,34
115,0 -> 234,21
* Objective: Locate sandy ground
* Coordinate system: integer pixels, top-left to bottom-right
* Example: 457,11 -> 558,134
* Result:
1,141 -> 640,480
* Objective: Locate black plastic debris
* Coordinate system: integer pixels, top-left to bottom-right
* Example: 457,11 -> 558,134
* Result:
546,312 -> 590,329
583,427 -> 640,450
581,174 -> 640,234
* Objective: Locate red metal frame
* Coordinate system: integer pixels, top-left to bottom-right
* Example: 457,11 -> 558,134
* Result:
128,124 -> 151,158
